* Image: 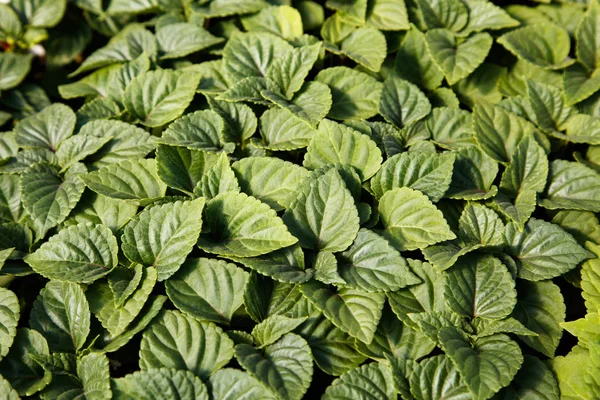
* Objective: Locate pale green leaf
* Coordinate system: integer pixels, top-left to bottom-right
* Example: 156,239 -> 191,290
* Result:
379,187 -> 455,251
575,0 -> 600,71
207,97 -> 258,144
439,328 -> 523,400
495,355 -> 559,400
55,134 -> 112,172
443,254 -> 516,320
157,22 -> 223,59
15,103 -> 75,151
159,109 -> 225,152
303,119 -> 382,181
561,312 -> 600,347
339,26 -> 387,72
232,156 -> 309,211
526,79 -> 573,132
314,66 -> 383,121
426,107 -> 475,150
112,368 -> 209,400
497,23 -> 574,70
251,315 -> 307,347
512,280 -> 565,358
0,53 -> 33,91
409,355 -> 470,400
370,151 -> 455,202
379,74 -> 431,129
337,229 -> 419,292
122,199 -> 205,281
426,30 -> 492,85
283,168 -> 359,252
582,243 -> 600,312
108,264 -> 144,308
88,267 -> 157,337
166,258 -> 248,324
473,100 -> 535,163
242,5 -> 304,39
208,368 -> 277,400
416,0 -> 468,31
366,0 -> 409,30
0,288 -> 19,362
564,64 -> 600,106
461,0 -> 519,35
30,281 -> 89,352
258,107 -> 316,150
196,153 -> 240,199
540,160 -> 600,212
81,159 -> 167,205
75,352 -> 111,400
300,282 -> 385,344
235,333 -> 312,400
123,69 -> 200,127
198,192 -> 298,257
395,25 -> 444,91
504,218 -> 591,281
156,145 -> 218,195
0,328 -> 52,396
25,223 -> 118,283
140,310 -> 234,380
228,245 -> 312,284
322,362 -> 395,400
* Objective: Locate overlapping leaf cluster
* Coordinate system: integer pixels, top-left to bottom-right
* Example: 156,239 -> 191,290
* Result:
1,0 -> 600,399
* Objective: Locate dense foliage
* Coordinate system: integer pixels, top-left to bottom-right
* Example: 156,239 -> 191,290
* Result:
1,0 -> 600,398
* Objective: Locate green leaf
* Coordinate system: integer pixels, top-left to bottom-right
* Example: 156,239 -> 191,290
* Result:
0,375 -> 18,400
15,103 -> 75,151
497,23 -> 574,70
209,368 -> 277,400
123,69 -> 200,127
564,64 -> 600,106
582,243 -> 600,312
228,245 -> 312,284
461,0 -> 519,35
472,317 -> 538,338
504,218 -> 591,281
166,257 -> 248,324
416,0 -> 468,31
0,53 -> 33,91
140,310 -> 234,380
262,81 -> 332,128
410,355 -> 470,400
258,108 -> 316,150
21,162 -> 86,239
109,264 -> 144,308
473,100 -> 535,163
303,119 -> 382,181
426,30 -> 493,85
0,288 -> 19,361
223,32 -> 293,83
267,42 -> 321,99
379,74 -> 431,129
395,25 -> 444,91
337,229 -> 419,292
0,328 -> 52,396
443,254 -> 516,320
55,134 -> 112,172
75,352 -> 111,400
156,145 -> 218,195
562,312 -> 600,347
439,328 -> 523,400
387,259 -> 445,326
242,5 -> 303,39
198,191 -> 298,257
496,355 -> 559,399
446,146 -> 498,200
366,0 -> 409,30
526,79 -> 573,132
338,26 -> 387,72
0,175 -> 23,223
251,315 -> 307,347
157,22 -> 223,59
283,168 -> 359,252
315,66 -> 383,121
575,0 -> 600,71
30,281 -> 89,352
322,362 -> 396,400
300,281 -> 385,343
121,199 -> 205,281
208,97 -> 258,144
354,304 -> 434,362
233,155 -> 309,209
540,160 -> 600,212
112,368 -> 209,400
409,310 -> 468,343
370,151 -> 455,202
83,120 -> 155,169
159,110 -> 225,152
194,0 -> 269,18
196,153 -> 240,199
68,192 -> 138,234
88,267 -> 157,337
81,159 -> 167,205
512,280 -> 565,358
235,333 -> 313,400
379,187 -> 455,251
25,223 -> 118,283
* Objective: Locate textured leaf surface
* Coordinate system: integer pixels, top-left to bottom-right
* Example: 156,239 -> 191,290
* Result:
0,288 -> 19,361
140,310 -> 234,380
112,368 -> 209,400
166,258 -> 249,324
322,362 -> 395,400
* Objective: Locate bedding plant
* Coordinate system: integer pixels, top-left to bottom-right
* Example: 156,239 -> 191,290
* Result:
0,0 -> 599,398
